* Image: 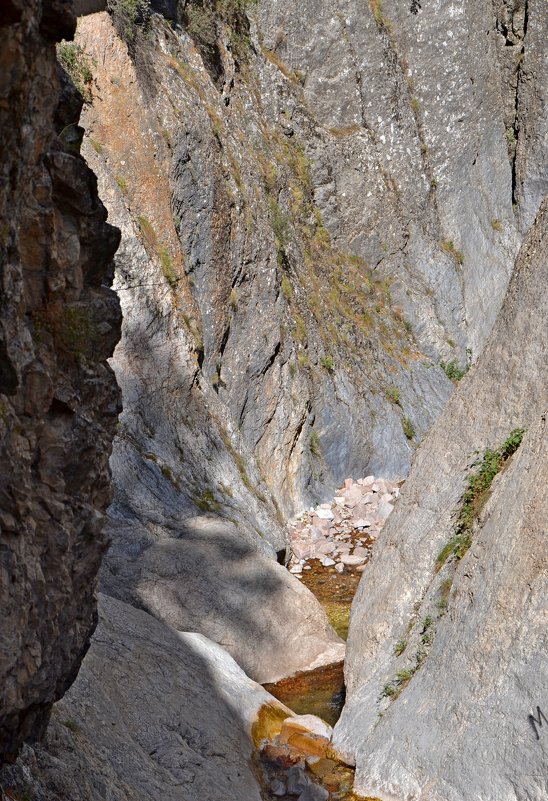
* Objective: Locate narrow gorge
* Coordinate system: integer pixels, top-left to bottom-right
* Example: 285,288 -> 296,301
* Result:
0,1 -> 546,800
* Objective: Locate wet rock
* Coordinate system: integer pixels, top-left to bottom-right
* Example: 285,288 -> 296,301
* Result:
298,784 -> 329,801
270,778 -> 287,796
287,765 -> 310,795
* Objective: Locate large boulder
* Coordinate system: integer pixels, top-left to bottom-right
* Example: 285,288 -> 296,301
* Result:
102,515 -> 345,683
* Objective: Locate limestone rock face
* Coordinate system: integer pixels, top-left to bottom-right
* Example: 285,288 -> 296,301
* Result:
102,515 -> 345,683
0,594 -> 287,801
0,0 -> 121,760
333,201 -> 548,800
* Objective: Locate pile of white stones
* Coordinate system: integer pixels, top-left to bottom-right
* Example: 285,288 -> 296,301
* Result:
288,476 -> 402,575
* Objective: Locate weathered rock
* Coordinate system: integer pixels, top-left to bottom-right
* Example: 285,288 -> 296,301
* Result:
298,784 -> 329,801
333,201 -> 548,800
287,764 -> 310,795
0,594 -> 289,800
339,554 -> 366,567
0,0 -> 120,759
102,516 -> 344,684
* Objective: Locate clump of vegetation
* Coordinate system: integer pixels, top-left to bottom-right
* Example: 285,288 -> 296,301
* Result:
386,386 -> 401,405
394,639 -> 407,656
89,138 -> 103,154
230,288 -> 238,309
136,217 -> 179,287
57,42 -> 94,103
115,174 -> 129,195
435,428 -> 526,571
193,488 -> 221,513
440,239 -> 464,265
159,247 -> 178,287
320,354 -> 335,371
281,274 -> 293,301
440,359 -> 468,383
107,0 -> 151,44
490,218 -> 503,232
437,576 -> 453,614
309,430 -> 321,457
60,306 -> 95,356
402,416 -> 415,440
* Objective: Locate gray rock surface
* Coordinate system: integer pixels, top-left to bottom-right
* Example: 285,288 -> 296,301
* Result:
0,594 -> 287,800
102,514 -> 345,683
0,0 -> 121,759
333,200 -> 548,799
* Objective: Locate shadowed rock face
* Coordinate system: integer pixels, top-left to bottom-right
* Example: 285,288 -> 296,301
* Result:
0,0 -> 121,760
333,200 -> 548,800
0,595 -> 289,801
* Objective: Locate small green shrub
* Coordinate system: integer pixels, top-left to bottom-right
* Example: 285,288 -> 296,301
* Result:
159,247 -> 177,287
386,386 -> 401,405
57,42 -> 94,103
193,488 -> 221,513
394,639 -> 407,656
107,0 -> 151,43
438,576 -> 453,612
116,174 -> 129,195
309,431 -> 321,457
402,416 -> 415,440
441,359 -> 468,383
281,274 -> 293,301
89,138 -> 103,154
440,239 -> 464,265
320,355 -> 335,371
436,428 -> 526,571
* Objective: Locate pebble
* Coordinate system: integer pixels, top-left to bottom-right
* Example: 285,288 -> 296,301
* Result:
287,765 -> 310,794
340,553 -> 366,566
270,778 -> 287,796
298,785 -> 329,801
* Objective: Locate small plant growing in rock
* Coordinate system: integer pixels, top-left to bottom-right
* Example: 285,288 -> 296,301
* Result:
229,288 -> 238,309
320,355 -> 335,371
402,416 -> 415,440
116,174 -> 129,195
57,41 -> 94,103
435,428 -> 526,571
309,431 -> 321,457
107,0 -> 151,43
394,639 -> 407,656
490,218 -> 503,232
159,247 -> 177,287
440,239 -> 464,265
440,359 -> 468,383
386,386 -> 401,405
281,274 -> 293,301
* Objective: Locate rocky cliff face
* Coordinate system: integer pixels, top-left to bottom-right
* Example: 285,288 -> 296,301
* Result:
0,0 -> 121,760
69,0 -> 544,686
1,0 -> 546,797
333,199 -> 548,800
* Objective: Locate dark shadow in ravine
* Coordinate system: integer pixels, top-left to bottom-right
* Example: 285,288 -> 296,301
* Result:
0,592 -> 268,801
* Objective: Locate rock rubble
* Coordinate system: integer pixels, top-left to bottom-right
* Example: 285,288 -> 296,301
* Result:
288,477 -> 402,574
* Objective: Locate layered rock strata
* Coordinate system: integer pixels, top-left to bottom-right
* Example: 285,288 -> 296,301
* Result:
0,0 -> 121,760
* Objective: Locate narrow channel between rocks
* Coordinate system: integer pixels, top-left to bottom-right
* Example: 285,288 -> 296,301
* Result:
254,476 -> 402,801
